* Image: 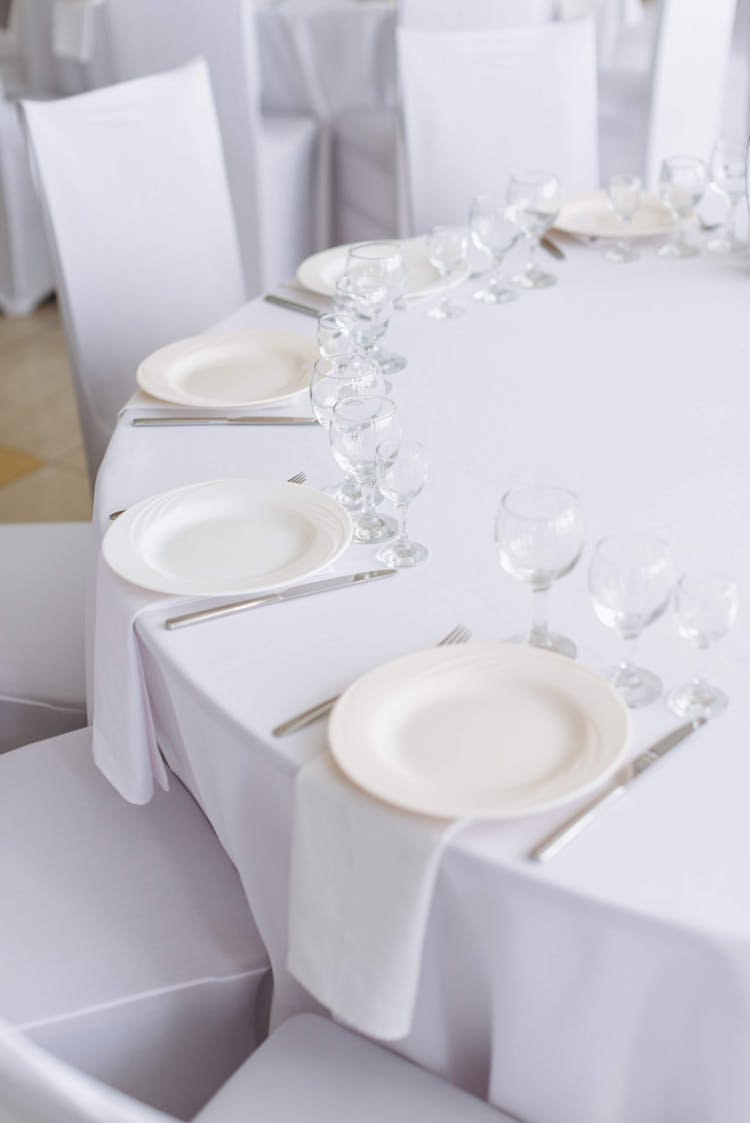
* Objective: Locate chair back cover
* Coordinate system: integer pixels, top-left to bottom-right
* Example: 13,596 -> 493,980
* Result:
0,1021 -> 172,1123
398,18 -> 598,233
645,0 -> 737,186
22,59 -> 245,478
104,0 -> 263,297
399,0 -> 559,30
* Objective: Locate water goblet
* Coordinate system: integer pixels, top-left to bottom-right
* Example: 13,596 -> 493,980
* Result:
334,273 -> 405,376
495,485 -> 584,658
668,571 -> 739,719
589,534 -> 674,707
426,226 -> 468,319
657,156 -> 706,258
605,174 -> 642,263
707,141 -> 747,254
329,395 -> 400,544
468,194 -> 519,304
375,440 -> 428,567
506,171 -> 561,288
317,311 -> 358,357
346,240 -> 409,309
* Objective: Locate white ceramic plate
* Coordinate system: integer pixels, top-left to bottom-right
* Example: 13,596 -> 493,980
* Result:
555,192 -> 675,239
136,331 -> 318,408
330,644 -> 629,820
103,478 -> 353,596
296,237 -> 471,301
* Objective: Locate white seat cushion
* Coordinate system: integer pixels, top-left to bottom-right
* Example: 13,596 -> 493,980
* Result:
259,113 -> 319,288
197,1014 -> 517,1123
0,727 -> 269,1117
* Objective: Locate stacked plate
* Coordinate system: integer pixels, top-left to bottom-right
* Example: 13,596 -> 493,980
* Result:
296,237 -> 470,301
555,192 -> 674,240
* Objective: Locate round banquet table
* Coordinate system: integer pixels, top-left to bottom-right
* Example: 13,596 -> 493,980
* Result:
91,237 -> 750,1123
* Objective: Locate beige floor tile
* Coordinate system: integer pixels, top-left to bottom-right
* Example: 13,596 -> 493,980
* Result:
54,444 -> 88,473
0,445 -> 44,486
0,465 -> 91,523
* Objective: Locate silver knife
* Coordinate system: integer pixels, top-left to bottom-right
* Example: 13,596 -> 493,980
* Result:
164,568 -> 397,630
132,415 -> 317,427
529,718 -> 706,862
541,235 -> 566,261
263,293 -> 323,318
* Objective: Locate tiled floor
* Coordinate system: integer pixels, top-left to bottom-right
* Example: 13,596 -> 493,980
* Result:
0,299 -> 91,523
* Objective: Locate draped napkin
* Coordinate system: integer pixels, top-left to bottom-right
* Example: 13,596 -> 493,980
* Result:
288,752 -> 464,1041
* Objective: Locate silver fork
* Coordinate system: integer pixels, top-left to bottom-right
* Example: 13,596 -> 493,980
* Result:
108,471 -> 307,520
271,623 -> 472,737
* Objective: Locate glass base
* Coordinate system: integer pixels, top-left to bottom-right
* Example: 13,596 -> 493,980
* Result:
351,512 -> 396,544
605,661 -> 662,708
706,234 -> 732,254
376,539 -> 428,568
509,630 -> 576,659
657,240 -> 698,259
376,350 -> 407,376
668,680 -> 728,720
324,478 -> 363,510
427,301 -> 465,320
605,242 -> 638,264
512,264 -> 557,289
473,284 -> 519,305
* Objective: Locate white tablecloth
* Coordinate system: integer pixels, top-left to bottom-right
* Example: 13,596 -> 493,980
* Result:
91,239 -> 750,1123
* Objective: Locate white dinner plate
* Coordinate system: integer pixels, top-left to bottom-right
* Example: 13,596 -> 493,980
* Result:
103,478 -> 353,596
296,237 -> 471,301
329,644 -> 629,820
136,331 -> 318,408
555,192 -> 675,240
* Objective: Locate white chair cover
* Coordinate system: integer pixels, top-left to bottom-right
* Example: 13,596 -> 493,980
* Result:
104,0 -> 319,294
21,60 -> 245,478
645,0 -> 738,187
0,1012 -> 518,1123
399,0 -> 559,30
398,18 -> 599,234
0,522 -> 87,751
0,727 -> 269,1119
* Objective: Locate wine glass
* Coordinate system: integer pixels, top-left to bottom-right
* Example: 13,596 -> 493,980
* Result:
605,174 -> 642,263
346,240 -> 409,315
329,395 -> 400,544
707,141 -> 747,254
334,273 -> 404,376
589,534 -> 674,707
668,571 -> 739,719
657,156 -> 706,258
468,194 -> 519,304
506,171 -> 561,289
495,485 -> 584,658
317,311 -> 358,357
427,225 -> 468,319
375,440 -> 428,567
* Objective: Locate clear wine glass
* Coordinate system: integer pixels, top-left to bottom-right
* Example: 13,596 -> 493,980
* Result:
495,485 -> 584,658
668,571 -> 739,719
589,534 -> 675,707
657,156 -> 707,259
334,273 -> 405,376
317,311 -> 358,357
427,225 -> 468,319
329,395 -> 400,544
605,174 -> 642,263
346,241 -> 409,310
375,440 -> 428,567
506,171 -> 561,289
468,194 -> 519,304
707,141 -> 747,254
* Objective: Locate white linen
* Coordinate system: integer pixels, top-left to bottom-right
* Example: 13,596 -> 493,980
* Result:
21,60 -> 246,478
398,19 -> 599,233
288,753 -> 463,1040
91,243 -> 750,1120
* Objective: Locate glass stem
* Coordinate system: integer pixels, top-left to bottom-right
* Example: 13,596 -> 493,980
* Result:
529,586 -> 550,645
528,235 -> 539,272
620,634 -> 639,670
396,501 -> 409,544
360,480 -> 377,520
692,642 -> 710,688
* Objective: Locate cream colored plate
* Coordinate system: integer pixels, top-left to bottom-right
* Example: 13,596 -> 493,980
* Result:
555,192 -> 675,239
103,478 -> 352,596
329,644 -> 629,820
296,237 -> 470,301
136,331 -> 317,408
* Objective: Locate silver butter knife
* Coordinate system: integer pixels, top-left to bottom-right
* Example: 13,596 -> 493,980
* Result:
164,568 -> 396,630
529,718 -> 706,862
132,415 -> 317,427
263,293 -> 322,318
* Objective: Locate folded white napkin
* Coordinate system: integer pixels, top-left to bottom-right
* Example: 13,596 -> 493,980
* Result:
288,752 -> 464,1041
52,0 -> 100,63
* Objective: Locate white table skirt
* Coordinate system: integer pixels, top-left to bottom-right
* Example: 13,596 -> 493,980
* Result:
91,239 -> 750,1123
